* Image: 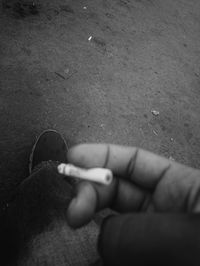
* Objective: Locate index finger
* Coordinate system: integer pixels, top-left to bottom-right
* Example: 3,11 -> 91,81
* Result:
67,143 -> 171,189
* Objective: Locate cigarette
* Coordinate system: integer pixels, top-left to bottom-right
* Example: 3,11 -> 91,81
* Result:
57,163 -> 113,185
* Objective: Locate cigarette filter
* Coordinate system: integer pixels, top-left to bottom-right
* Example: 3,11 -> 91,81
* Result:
57,163 -> 113,185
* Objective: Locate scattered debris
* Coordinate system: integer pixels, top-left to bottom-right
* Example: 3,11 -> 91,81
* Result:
66,70 -> 77,80
169,156 -> 175,161
152,129 -> 158,136
88,36 -> 107,53
151,110 -> 159,116
55,69 -> 77,81
55,72 -> 66,80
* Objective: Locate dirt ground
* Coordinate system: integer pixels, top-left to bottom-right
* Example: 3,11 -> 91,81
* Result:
0,0 -> 200,207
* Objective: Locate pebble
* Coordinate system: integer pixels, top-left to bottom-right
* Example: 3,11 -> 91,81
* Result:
151,110 -> 159,116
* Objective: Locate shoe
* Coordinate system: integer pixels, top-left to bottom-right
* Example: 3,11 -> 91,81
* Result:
29,129 -> 68,175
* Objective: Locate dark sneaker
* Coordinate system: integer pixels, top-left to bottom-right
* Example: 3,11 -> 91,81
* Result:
29,129 -> 68,175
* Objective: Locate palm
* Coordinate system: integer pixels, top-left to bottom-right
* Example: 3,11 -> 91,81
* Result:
144,166 -> 200,213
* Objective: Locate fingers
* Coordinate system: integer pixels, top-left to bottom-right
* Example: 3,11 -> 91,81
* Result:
67,176 -> 151,227
67,143 -> 171,188
67,181 -> 97,228
67,176 -> 120,227
66,143 -> 164,227
98,213 -> 200,266
66,143 -> 200,228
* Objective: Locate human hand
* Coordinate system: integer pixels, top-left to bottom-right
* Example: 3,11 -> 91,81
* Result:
66,144 -> 200,265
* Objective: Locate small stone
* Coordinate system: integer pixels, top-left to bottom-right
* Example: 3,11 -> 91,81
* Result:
151,110 -> 159,116
152,130 -> 158,136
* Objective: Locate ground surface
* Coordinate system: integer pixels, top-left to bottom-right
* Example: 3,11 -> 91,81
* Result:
0,0 -> 200,207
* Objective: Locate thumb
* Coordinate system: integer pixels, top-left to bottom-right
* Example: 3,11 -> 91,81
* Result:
98,213 -> 200,266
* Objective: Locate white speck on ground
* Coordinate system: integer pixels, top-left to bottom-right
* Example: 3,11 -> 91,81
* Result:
153,130 -> 158,136
151,110 -> 160,116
